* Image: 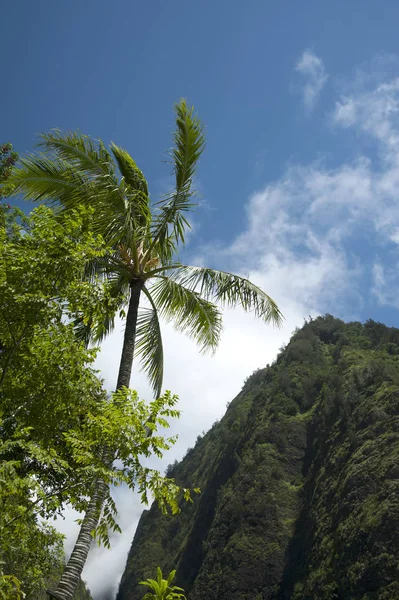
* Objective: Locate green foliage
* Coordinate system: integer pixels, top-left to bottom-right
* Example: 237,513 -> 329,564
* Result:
0,205 -> 109,495
0,573 -> 23,600
0,142 -> 18,200
139,567 -> 186,600
0,206 -> 191,596
117,316 -> 399,600
63,388 -> 199,548
0,205 -> 108,595
0,463 -> 65,598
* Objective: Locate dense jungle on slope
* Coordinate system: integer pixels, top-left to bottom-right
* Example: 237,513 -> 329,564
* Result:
117,315 -> 399,600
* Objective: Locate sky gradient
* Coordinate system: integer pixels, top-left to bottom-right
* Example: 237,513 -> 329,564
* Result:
3,1 -> 399,598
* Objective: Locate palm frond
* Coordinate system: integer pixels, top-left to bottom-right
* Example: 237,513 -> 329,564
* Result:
39,134 -> 138,239
73,283 -> 129,348
173,266 -> 284,326
12,133 -> 133,237
73,315 -> 94,348
83,256 -> 109,284
136,287 -> 164,398
12,132 -> 151,265
150,99 -> 205,260
106,270 -> 132,298
110,143 -> 148,195
82,251 -> 130,287
73,304 -> 118,346
10,155 -> 91,205
150,276 -> 222,353
111,144 -> 151,234
39,130 -> 115,179
10,153 -> 122,230
82,178 -> 150,249
92,309 -> 118,344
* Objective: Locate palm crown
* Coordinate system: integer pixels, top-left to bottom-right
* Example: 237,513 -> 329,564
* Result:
12,100 -> 282,397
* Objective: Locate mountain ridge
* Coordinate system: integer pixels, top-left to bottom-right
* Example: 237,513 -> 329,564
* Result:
117,316 -> 399,600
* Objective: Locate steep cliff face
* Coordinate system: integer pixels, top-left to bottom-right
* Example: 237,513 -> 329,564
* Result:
116,316 -> 399,600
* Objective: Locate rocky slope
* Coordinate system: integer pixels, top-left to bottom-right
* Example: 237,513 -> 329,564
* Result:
117,316 -> 399,600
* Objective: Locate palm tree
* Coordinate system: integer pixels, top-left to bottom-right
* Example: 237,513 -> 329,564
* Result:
12,100 -> 283,600
139,567 -> 186,600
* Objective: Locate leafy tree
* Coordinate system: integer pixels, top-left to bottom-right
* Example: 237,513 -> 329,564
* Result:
0,205 -> 105,596
139,568 -> 186,600
0,574 -> 24,600
0,142 -> 18,201
0,446 -> 65,599
0,207 -> 186,598
11,100 -> 282,599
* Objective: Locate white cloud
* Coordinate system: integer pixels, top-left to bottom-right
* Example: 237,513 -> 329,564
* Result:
372,261 -> 399,308
58,63 -> 399,599
295,50 -> 328,112
334,78 -> 399,157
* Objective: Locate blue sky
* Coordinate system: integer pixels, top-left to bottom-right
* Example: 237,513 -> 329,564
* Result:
4,1 -> 399,597
3,1 -> 399,235
4,0 -> 399,328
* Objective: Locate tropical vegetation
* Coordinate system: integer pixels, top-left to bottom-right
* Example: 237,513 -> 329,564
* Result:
139,568 -> 186,600
0,142 -> 18,200
0,205 -> 192,598
7,100 -> 282,599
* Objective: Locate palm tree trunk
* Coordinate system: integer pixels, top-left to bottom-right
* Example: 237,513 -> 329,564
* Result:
47,280 -> 143,600
116,280 -> 143,389
46,478 -> 109,600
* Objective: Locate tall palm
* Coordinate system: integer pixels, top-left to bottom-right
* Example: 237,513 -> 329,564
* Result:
12,100 -> 283,599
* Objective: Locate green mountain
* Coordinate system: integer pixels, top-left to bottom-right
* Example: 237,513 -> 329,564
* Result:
116,316 -> 399,600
